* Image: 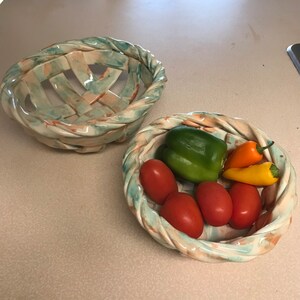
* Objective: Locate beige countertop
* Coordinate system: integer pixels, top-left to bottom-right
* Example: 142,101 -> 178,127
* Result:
0,0 -> 299,299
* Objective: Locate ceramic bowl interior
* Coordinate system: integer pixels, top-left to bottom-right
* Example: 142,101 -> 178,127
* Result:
122,112 -> 297,262
0,37 -> 166,153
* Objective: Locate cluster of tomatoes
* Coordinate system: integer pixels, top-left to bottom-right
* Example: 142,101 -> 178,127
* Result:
139,159 -> 262,239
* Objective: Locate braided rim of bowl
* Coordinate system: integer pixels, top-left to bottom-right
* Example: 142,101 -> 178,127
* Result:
0,37 -> 167,150
122,112 -> 297,262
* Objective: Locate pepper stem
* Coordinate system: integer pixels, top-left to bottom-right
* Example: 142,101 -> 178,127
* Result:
256,141 -> 274,154
270,164 -> 280,178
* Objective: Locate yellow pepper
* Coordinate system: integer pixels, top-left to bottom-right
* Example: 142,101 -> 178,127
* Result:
222,162 -> 279,186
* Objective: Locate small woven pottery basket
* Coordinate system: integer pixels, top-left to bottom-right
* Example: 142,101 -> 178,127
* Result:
122,112 -> 297,262
0,37 -> 166,153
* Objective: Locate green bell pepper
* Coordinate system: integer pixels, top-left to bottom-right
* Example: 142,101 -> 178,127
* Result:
157,125 -> 227,183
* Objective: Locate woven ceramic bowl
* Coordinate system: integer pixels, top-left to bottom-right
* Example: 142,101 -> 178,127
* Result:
0,37 -> 166,153
123,112 -> 297,262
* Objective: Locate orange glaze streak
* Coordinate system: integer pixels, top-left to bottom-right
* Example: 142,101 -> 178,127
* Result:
43,63 -> 52,77
44,120 -> 84,133
182,120 -> 200,128
131,84 -> 140,100
98,69 -> 109,80
265,232 -> 281,246
44,120 -> 62,127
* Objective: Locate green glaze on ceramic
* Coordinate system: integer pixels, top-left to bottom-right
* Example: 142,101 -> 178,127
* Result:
122,112 -> 297,263
0,37 -> 167,153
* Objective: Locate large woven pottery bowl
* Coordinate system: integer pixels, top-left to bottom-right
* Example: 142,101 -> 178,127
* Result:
0,37 -> 166,153
122,112 -> 297,262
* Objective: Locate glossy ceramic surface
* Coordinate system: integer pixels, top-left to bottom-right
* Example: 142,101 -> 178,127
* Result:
122,112 -> 297,262
0,37 -> 166,153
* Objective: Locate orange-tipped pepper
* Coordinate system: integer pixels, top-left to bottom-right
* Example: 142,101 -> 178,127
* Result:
224,140 -> 274,170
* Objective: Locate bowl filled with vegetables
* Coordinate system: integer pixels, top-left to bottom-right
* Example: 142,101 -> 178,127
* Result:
122,111 -> 297,262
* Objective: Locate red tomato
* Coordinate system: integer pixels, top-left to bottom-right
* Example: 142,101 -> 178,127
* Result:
229,182 -> 262,229
159,192 -> 204,238
139,159 -> 178,205
195,181 -> 233,226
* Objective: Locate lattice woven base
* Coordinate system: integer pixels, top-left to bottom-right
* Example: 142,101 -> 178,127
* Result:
0,37 -> 167,153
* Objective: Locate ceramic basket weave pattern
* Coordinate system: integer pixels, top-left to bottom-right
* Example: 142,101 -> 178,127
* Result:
0,37 -> 166,153
123,112 -> 297,262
